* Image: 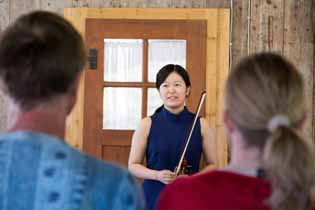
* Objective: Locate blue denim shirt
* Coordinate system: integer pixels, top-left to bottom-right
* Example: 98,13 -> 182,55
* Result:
0,131 -> 145,210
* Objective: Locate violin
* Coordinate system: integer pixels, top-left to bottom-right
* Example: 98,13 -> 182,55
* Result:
174,91 -> 207,176
174,159 -> 192,175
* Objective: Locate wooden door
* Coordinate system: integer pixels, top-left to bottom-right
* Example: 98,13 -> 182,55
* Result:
84,19 -> 206,167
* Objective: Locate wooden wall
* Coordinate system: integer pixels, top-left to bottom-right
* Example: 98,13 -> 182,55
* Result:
0,0 -> 314,146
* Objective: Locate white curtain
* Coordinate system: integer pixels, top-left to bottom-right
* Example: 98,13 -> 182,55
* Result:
147,88 -> 163,116
103,87 -> 142,130
102,39 -> 186,130
103,39 -> 143,130
148,39 -> 187,82
104,39 -> 143,82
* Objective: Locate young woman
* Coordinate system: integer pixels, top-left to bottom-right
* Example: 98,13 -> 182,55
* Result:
128,64 -> 216,210
156,53 -> 315,210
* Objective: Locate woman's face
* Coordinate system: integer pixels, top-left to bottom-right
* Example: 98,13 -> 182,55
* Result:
159,72 -> 190,112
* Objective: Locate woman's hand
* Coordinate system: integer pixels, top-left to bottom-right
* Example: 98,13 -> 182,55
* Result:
176,174 -> 188,179
156,170 -> 176,184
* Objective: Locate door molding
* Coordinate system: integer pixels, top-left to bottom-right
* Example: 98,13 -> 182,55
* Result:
64,8 -> 230,168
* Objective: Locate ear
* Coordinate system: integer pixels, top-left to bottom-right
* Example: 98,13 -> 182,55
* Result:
185,87 -> 191,97
224,110 -> 236,134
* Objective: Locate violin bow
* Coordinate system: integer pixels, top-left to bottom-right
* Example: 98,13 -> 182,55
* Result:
174,91 -> 207,176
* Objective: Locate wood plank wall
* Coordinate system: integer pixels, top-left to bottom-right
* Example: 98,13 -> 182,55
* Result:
313,0 -> 315,145
0,0 -> 314,146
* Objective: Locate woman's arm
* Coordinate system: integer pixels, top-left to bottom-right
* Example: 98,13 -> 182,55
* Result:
199,117 -> 217,171
128,117 -> 175,184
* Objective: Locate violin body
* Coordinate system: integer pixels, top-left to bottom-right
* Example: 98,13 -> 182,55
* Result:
174,159 -> 192,175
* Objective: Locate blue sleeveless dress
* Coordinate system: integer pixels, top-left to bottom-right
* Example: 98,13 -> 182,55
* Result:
143,106 -> 202,210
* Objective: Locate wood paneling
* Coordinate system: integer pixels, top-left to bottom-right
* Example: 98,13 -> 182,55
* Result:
0,0 -> 10,32
313,0 -> 315,146
72,0 -> 92,7
101,146 -> 130,167
204,9 -> 230,166
39,0 -> 72,14
250,0 -> 284,53
216,10 -> 230,166
283,0 -> 314,143
231,0 -> 249,68
64,8 -> 87,149
0,0 -> 10,131
10,0 -> 35,21
91,0 -> 112,8
172,0 -> 206,8
146,0 -> 170,8
206,0 -> 230,8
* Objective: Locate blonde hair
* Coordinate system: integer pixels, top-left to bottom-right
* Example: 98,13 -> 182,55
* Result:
225,52 -> 315,210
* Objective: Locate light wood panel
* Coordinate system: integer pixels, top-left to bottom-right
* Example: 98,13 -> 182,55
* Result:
64,8 -> 88,149
216,10 -> 230,166
205,10 -> 218,127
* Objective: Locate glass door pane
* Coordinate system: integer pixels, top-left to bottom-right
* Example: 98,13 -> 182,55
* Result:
148,39 -> 186,82
104,39 -> 143,82
147,88 -> 163,116
103,87 -> 142,130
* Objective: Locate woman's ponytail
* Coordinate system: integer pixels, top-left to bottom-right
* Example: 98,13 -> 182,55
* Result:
262,126 -> 315,210
226,53 -> 315,210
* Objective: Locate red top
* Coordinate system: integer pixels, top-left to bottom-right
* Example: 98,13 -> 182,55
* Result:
156,170 -> 271,210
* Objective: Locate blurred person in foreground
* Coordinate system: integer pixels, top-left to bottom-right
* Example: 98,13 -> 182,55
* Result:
157,52 -> 315,210
0,10 -> 144,210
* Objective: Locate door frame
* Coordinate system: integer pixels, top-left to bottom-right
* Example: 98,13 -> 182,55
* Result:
64,8 -> 230,168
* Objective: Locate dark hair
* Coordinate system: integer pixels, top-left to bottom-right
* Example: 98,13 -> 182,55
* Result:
156,64 -> 191,90
226,52 -> 315,210
0,11 -> 86,110
154,64 -> 191,113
